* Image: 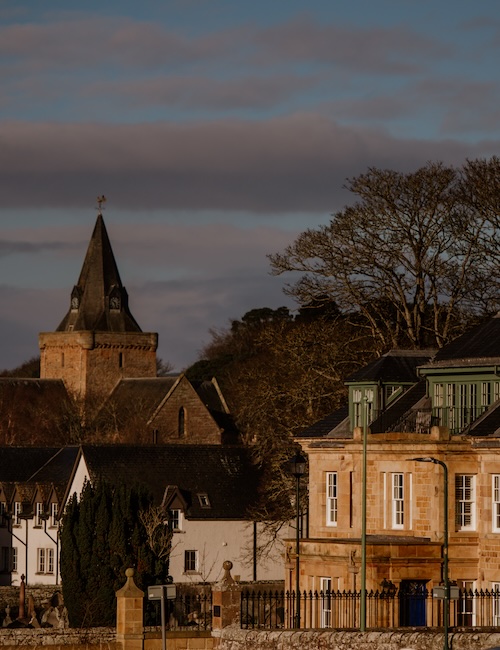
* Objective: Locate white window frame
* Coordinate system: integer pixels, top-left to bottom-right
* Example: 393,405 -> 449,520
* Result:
493,475 -> 500,533
326,472 -> 338,526
184,550 -> 198,573
320,577 -> 332,628
37,548 -> 45,574
35,502 -> 44,527
392,473 -> 404,529
13,502 -> 21,526
169,509 -> 183,532
12,547 -> 17,573
46,548 -> 54,574
353,389 -> 362,427
50,503 -> 58,528
455,475 -> 476,530
458,580 -> 476,626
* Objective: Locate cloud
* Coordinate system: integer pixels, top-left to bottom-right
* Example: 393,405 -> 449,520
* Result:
0,219 -> 299,371
254,16 -> 451,73
0,239 -> 70,257
85,73 -> 319,110
0,114 -> 497,214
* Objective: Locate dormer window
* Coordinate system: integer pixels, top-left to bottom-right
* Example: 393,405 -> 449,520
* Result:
198,493 -> 210,508
169,509 -> 183,532
351,387 -> 375,428
35,502 -> 44,527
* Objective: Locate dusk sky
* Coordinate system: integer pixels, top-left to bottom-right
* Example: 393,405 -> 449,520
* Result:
1,1 -> 500,371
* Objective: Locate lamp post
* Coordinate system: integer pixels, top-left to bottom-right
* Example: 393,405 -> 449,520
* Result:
411,457 -> 449,650
290,452 -> 306,628
360,397 -> 368,632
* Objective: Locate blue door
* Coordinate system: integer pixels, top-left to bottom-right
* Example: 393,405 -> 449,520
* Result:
399,580 -> 427,626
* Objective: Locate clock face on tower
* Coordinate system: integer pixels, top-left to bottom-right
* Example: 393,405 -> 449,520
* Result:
110,296 -> 120,310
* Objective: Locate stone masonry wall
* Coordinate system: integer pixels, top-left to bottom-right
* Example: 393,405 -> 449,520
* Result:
215,626 -> 500,650
0,627 -> 116,648
150,377 -> 221,445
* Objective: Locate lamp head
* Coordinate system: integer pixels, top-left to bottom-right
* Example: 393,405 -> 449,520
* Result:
290,452 -> 307,478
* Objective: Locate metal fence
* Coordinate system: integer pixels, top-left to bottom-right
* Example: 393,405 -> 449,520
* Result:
145,592 -> 212,630
241,588 -> 500,630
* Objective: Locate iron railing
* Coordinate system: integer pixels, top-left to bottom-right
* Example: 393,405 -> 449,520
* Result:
374,406 -> 490,435
241,588 -> 500,630
145,592 -> 212,630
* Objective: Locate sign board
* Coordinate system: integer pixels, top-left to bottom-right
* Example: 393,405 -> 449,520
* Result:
432,586 -> 459,600
148,585 -> 177,601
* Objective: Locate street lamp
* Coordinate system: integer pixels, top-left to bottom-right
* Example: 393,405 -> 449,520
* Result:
290,452 -> 306,628
411,457 -> 449,650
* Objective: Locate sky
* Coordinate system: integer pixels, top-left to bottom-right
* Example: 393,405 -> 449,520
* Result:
1,0 -> 500,371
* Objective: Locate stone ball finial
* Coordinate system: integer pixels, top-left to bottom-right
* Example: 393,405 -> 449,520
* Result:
125,568 -> 135,578
223,560 -> 233,571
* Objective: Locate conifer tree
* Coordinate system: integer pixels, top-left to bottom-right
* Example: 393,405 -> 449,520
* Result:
60,481 -> 171,626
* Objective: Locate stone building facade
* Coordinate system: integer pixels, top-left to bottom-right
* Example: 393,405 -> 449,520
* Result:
294,328 -> 500,627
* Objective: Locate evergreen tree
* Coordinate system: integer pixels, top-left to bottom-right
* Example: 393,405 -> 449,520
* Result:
60,481 -> 171,627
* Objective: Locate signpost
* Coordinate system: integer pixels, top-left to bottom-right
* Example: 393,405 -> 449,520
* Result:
148,584 -> 176,650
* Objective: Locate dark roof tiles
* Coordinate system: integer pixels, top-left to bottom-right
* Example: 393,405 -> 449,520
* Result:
347,350 -> 435,383
80,444 -> 260,519
430,312 -> 500,364
57,215 -> 142,333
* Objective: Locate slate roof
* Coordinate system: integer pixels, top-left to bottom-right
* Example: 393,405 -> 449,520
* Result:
0,446 -> 79,505
0,447 -> 65,483
370,380 -> 428,434
297,405 -> 349,438
425,312 -> 500,366
99,376 -> 239,438
79,444 -> 261,519
467,402 -> 500,437
57,214 -> 142,333
347,350 -> 435,383
104,377 -> 178,422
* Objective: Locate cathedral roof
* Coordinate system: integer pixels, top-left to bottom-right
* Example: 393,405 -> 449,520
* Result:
56,214 -> 142,333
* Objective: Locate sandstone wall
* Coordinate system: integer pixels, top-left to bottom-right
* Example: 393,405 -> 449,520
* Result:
215,627 -> 500,650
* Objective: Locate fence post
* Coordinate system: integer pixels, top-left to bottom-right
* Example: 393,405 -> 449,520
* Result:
212,560 -> 242,630
116,568 -> 145,650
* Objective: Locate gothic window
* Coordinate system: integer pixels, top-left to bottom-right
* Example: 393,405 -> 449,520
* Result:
178,407 -> 186,438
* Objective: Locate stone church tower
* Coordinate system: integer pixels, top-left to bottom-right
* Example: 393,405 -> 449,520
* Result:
39,213 -> 158,400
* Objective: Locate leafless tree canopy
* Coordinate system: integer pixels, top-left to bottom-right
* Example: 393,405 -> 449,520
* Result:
270,158 -> 500,350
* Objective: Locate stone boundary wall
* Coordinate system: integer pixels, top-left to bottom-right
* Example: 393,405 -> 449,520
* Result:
0,627 -> 116,648
0,586 -> 57,609
145,630 -> 213,650
214,626 -> 500,650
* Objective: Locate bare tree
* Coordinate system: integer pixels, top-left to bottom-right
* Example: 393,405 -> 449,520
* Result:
270,159 -> 500,350
139,505 -> 173,564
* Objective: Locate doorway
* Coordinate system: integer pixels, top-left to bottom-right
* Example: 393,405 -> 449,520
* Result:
399,580 -> 428,626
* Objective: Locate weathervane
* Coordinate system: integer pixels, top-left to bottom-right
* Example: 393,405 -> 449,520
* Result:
96,195 -> 107,214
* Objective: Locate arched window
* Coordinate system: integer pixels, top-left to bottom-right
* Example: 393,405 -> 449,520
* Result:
178,407 -> 186,438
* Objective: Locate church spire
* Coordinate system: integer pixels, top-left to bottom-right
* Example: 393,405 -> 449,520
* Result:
57,214 -> 142,333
